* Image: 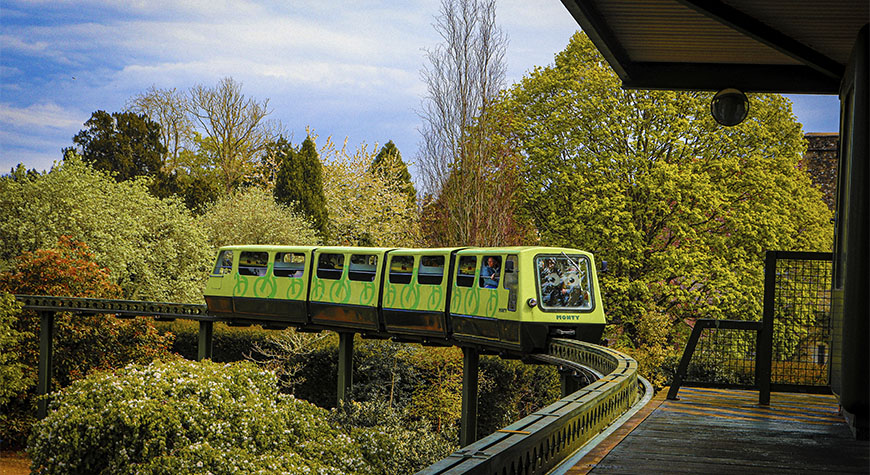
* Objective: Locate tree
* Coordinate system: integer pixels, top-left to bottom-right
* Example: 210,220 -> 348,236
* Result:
0,155 -> 210,303
417,0 -> 527,246
127,85 -> 195,171
188,77 -> 272,192
199,187 -> 320,249
320,139 -> 420,247
370,141 -> 416,205
496,33 -> 833,351
67,110 -> 166,182
272,136 -> 330,239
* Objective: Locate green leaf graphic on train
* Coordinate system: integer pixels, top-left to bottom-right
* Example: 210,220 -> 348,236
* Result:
286,277 -> 304,300
465,288 -> 480,314
485,291 -> 499,317
254,265 -> 277,298
360,281 -> 376,306
385,284 -> 397,307
401,284 -> 421,309
311,279 -> 325,301
233,273 -> 249,296
329,280 -> 352,303
427,285 -> 443,310
451,288 -> 462,313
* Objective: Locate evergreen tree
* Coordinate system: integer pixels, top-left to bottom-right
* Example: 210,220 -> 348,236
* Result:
370,141 -> 417,205
273,136 -> 329,239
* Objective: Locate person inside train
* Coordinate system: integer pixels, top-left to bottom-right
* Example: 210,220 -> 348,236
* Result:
482,256 -> 501,288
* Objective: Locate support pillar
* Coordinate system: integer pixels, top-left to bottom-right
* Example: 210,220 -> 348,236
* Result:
560,367 -> 581,397
758,251 -> 776,405
197,321 -> 214,361
460,347 -> 479,447
337,332 -> 354,403
37,311 -> 55,419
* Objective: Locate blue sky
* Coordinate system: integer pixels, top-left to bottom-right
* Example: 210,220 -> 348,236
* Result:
1,0 -> 840,175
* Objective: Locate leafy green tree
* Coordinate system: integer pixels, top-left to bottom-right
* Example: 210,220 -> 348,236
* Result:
0,155 -> 210,303
0,294 -> 30,407
66,110 -> 166,182
0,237 -> 172,447
200,187 -> 320,249
320,139 -> 420,246
496,33 -> 832,351
370,141 -> 416,205
273,136 -> 330,239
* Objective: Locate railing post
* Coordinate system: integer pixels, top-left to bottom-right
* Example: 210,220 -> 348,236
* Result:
197,321 -> 214,361
560,367 -> 581,397
460,346 -> 479,447
667,320 -> 707,400
337,332 -> 354,403
37,311 -> 55,419
758,251 -> 777,405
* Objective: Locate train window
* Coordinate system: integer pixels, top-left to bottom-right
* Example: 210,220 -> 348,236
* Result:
274,252 -> 305,278
349,254 -> 378,282
212,250 -> 233,275
456,256 -> 477,287
389,255 -> 414,284
239,251 -> 268,276
479,256 -> 502,289
317,253 -> 344,280
418,255 -> 445,285
505,255 -> 518,311
536,255 -> 593,310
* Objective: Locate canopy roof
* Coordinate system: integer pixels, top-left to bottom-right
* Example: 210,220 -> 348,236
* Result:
561,0 -> 868,93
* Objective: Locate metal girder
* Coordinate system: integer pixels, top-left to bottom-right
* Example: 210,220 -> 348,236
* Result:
676,0 -> 844,79
14,295 -> 217,321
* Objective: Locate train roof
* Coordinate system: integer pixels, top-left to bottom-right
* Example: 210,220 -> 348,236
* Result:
215,245 -> 596,258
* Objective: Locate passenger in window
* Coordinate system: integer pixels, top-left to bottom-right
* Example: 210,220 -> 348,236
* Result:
482,256 -> 501,289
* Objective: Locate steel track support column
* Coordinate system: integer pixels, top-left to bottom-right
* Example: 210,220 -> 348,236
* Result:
337,332 -> 354,403
560,367 -> 581,397
37,311 -> 55,419
460,347 -> 480,447
197,321 -> 214,361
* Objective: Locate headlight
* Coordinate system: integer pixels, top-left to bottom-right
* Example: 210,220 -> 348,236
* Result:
527,298 -> 537,308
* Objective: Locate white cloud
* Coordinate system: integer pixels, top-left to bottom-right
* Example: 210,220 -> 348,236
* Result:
0,102 -> 82,129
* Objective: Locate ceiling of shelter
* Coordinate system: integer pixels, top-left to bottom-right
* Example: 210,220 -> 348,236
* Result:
561,0 -> 869,93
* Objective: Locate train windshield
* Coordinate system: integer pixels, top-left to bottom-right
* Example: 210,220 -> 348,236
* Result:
535,255 -> 593,310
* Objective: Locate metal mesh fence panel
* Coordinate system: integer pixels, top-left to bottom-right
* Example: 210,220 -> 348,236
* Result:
769,252 -> 833,387
684,326 -> 757,386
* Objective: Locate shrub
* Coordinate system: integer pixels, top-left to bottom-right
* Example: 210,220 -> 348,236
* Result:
28,359 -> 372,475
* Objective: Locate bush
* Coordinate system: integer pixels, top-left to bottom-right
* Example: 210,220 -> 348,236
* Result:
157,320 -> 276,363
28,359 -> 373,474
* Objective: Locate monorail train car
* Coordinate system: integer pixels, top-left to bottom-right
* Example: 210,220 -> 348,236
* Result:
203,245 -> 605,353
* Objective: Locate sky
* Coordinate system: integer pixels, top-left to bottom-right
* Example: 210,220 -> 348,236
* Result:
0,0 -> 841,176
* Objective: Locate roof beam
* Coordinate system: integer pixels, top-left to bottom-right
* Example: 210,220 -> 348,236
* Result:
623,62 -> 840,94
676,0 -> 844,79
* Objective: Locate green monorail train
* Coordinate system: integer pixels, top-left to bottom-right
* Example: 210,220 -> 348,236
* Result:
204,246 -> 606,354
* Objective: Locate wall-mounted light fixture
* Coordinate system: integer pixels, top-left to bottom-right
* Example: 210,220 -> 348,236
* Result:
711,88 -> 749,126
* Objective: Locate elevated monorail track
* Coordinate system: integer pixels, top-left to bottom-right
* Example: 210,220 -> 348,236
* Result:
15,295 -> 644,473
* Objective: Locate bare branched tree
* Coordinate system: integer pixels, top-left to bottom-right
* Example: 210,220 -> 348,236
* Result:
418,0 -> 520,246
419,0 -> 507,195
188,77 -> 272,192
127,86 -> 194,172
250,329 -> 329,394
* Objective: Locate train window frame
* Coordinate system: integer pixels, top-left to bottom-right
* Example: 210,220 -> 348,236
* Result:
239,251 -> 269,277
534,254 -> 595,312
505,255 -> 519,311
212,250 -> 234,276
478,255 -> 502,289
317,253 -> 345,280
418,255 -> 445,285
456,255 -> 477,288
389,255 -> 414,284
273,252 -> 305,278
349,254 -> 378,282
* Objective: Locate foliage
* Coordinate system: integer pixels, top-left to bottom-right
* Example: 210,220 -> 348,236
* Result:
0,237 -> 172,447
330,398 -> 457,474
199,187 -> 320,249
496,33 -> 833,359
157,320 -> 279,363
321,139 -> 421,246
272,136 -> 330,239
66,110 -> 166,182
188,77 -> 274,193
127,85 -> 195,169
477,356 -> 560,433
28,359 -> 373,475
0,293 -> 31,407
0,156 -> 211,303
370,141 -> 416,205
407,347 -> 463,432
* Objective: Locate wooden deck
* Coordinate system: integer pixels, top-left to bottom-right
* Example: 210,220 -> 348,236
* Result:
568,387 -> 869,474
